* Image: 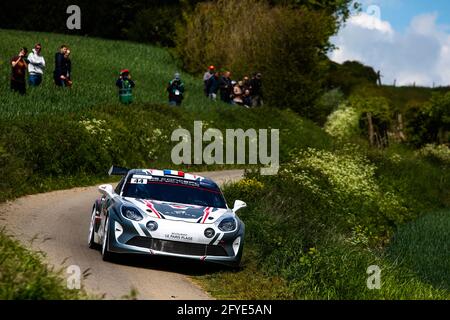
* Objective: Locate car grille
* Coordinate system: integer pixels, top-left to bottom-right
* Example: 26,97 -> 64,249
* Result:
126,236 -> 228,257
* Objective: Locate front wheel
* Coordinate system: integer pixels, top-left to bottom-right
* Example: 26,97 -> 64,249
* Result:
101,216 -> 113,261
88,206 -> 100,249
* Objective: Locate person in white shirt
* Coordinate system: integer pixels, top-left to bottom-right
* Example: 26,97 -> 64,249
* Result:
27,43 -> 46,87
203,65 -> 215,96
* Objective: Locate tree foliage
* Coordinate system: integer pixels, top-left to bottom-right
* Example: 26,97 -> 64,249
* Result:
175,0 -> 345,116
406,92 -> 450,146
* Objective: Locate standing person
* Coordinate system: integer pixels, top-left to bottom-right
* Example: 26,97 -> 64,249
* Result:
219,71 -> 233,104
203,65 -> 215,96
10,47 -> 28,95
62,49 -> 72,87
54,44 -> 68,86
27,43 -> 46,87
206,71 -> 220,101
167,73 -> 185,106
250,72 -> 263,107
116,69 -> 135,104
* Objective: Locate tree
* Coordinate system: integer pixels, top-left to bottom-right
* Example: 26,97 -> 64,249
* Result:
423,93 -> 450,144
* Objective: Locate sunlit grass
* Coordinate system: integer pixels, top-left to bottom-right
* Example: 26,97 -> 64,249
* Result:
0,29 -> 215,119
387,210 -> 450,291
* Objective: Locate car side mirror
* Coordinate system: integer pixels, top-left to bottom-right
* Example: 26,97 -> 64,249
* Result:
98,184 -> 115,198
232,200 -> 247,212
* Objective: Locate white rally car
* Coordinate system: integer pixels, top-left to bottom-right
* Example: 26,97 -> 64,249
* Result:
88,166 -> 246,267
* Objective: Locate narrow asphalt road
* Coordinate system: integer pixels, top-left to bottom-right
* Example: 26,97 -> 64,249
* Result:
0,170 -> 244,300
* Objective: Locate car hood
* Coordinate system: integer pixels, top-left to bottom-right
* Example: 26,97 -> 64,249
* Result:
123,197 -> 231,223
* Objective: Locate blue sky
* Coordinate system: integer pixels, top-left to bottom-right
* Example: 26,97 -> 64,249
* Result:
359,0 -> 450,31
331,1 -> 450,86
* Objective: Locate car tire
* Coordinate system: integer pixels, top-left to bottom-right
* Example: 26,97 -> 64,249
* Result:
101,216 -> 113,261
88,206 -> 100,249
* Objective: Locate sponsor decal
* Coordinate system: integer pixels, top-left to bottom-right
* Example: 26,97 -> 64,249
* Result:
165,232 -> 193,242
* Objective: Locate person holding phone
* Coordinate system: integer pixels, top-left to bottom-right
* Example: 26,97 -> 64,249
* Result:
11,47 -> 29,95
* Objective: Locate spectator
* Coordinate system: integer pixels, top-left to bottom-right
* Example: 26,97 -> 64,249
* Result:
62,49 -> 72,87
203,65 -> 215,96
10,47 -> 28,95
167,72 -> 185,106
206,71 -> 220,101
233,81 -> 243,105
27,43 -> 46,87
242,75 -> 251,92
250,72 -> 263,107
54,44 -> 68,86
219,71 -> 233,104
242,89 -> 252,108
116,69 -> 135,104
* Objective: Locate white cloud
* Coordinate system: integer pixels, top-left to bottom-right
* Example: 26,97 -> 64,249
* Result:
330,11 -> 450,87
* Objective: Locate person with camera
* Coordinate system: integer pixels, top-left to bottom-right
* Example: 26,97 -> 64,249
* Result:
167,72 -> 185,106
10,47 -> 29,95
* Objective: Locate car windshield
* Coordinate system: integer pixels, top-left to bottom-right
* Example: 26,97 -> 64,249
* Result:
122,176 -> 227,208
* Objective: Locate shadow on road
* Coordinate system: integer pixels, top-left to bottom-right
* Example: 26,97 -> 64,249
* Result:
107,253 -> 240,276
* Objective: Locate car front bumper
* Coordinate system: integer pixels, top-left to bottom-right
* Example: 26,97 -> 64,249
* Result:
107,216 -> 244,266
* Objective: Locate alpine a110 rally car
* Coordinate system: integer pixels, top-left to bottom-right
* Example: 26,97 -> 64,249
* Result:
88,166 -> 246,267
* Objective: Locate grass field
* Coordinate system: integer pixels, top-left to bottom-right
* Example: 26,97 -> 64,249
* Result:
0,29 -> 213,119
0,29 -> 449,300
388,210 -> 450,291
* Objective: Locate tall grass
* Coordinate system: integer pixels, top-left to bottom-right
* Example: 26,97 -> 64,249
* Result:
387,210 -> 450,291
0,230 -> 87,299
200,144 -> 450,299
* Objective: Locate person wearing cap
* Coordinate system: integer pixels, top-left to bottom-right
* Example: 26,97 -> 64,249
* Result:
27,43 -> 46,87
10,47 -> 29,95
167,72 -> 185,106
116,69 -> 135,104
203,65 -> 215,97
206,71 -> 220,101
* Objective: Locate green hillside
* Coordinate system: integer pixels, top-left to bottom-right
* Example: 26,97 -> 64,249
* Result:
0,29 -> 211,118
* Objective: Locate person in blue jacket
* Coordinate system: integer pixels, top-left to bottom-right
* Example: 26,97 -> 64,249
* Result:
206,71 -> 220,101
54,45 -> 68,87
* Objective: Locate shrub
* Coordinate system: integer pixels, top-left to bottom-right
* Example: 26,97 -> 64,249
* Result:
325,103 -> 361,140
416,144 -> 450,166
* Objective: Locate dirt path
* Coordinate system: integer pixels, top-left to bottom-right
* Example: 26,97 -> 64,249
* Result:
0,170 -> 244,300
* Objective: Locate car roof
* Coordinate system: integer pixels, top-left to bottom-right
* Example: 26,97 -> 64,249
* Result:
126,169 -> 220,190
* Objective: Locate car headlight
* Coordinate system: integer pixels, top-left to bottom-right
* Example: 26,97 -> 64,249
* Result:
121,206 -> 143,221
146,220 -> 158,231
204,228 -> 215,238
218,217 -> 237,232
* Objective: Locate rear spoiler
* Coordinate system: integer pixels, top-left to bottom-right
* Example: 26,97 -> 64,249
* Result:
108,165 -> 130,176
